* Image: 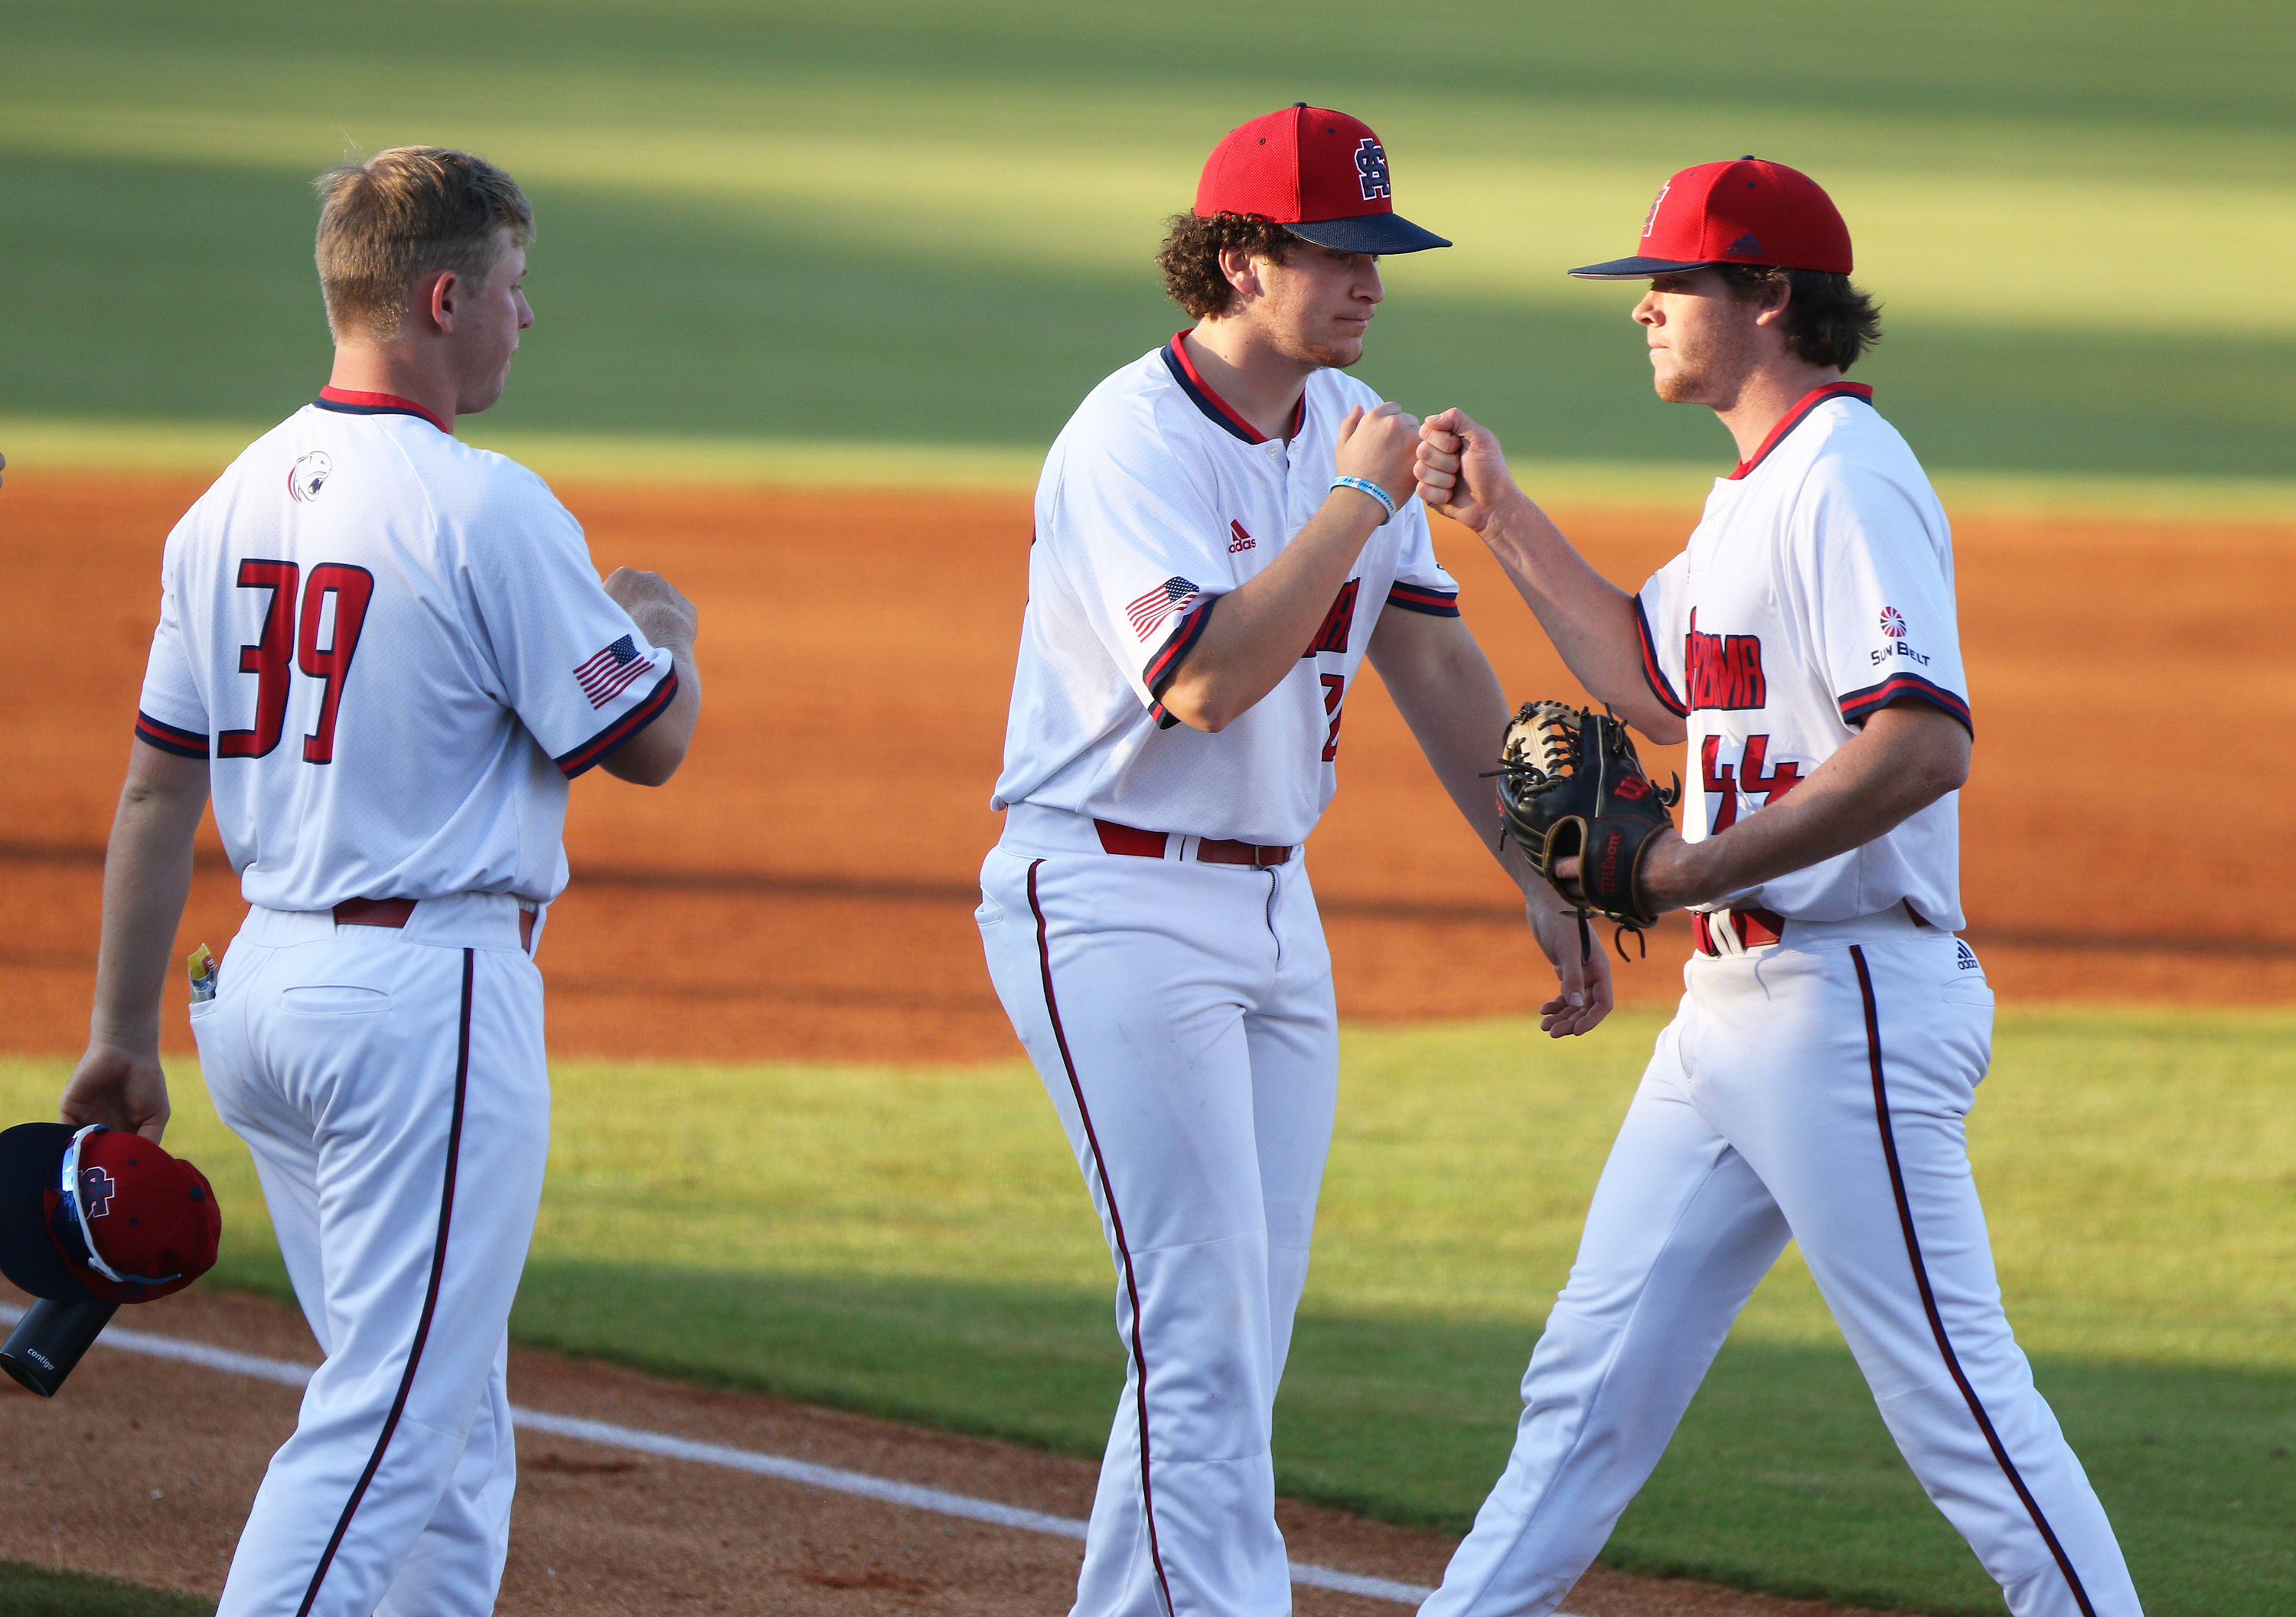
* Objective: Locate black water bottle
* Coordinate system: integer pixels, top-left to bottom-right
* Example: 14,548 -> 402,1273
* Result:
1,1298 -> 119,1396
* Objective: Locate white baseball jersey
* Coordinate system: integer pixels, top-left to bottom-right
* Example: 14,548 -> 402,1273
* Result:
134,390 -> 677,911
1632,383 -> 1971,927
990,334 -> 1461,848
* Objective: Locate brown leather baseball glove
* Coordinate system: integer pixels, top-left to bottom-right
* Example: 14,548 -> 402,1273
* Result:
1495,700 -> 1681,958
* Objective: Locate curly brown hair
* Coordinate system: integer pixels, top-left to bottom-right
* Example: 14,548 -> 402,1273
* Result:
1156,211 -> 1299,320
1715,264 -> 1882,372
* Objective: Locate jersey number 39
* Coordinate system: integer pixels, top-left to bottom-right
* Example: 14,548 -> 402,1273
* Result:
217,558 -> 376,764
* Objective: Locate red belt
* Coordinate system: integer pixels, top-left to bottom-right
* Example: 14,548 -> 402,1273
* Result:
1094,819 -> 1293,869
1692,905 -> 1785,956
334,896 -> 536,952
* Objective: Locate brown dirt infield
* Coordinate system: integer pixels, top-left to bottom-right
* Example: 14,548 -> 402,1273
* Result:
0,1280 -> 1902,1617
3,472 -> 2292,1065
0,473 -> 2288,1614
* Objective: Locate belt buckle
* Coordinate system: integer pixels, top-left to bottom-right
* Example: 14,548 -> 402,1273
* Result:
1696,908 -> 1747,958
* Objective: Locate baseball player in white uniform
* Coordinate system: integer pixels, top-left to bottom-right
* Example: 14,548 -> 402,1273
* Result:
1409,159 -> 2142,1616
977,106 -> 1612,1617
58,148 -> 700,1616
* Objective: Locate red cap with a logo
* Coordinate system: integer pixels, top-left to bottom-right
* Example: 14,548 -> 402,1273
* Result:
1195,104 -> 1450,256
1569,157 -> 1851,279
0,1123 -> 220,1306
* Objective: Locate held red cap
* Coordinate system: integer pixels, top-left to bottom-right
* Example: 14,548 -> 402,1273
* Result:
1568,157 -> 1851,279
1195,104 -> 1450,255
0,1123 -> 220,1306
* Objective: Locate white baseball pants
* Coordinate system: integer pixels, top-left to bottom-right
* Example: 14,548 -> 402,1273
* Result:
1422,912 -> 2141,1617
978,807 -> 1339,1617
192,896 -> 550,1617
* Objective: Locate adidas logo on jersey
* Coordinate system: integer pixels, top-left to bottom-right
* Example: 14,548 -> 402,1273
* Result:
1228,520 -> 1255,553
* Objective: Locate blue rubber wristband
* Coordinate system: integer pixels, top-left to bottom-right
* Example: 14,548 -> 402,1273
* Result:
1329,476 -> 1397,525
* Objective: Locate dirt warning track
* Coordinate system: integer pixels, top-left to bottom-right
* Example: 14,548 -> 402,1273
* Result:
2,472 -> 2293,1066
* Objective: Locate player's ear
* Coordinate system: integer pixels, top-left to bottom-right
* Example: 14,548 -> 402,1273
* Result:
1216,245 -> 1264,304
420,268 -> 459,336
1750,275 -> 1793,328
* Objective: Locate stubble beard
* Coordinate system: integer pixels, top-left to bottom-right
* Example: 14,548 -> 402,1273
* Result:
1652,311 -> 1756,409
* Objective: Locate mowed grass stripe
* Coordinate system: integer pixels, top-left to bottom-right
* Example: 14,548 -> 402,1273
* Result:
2,1 -> 2293,482
3,1007 -> 2289,1614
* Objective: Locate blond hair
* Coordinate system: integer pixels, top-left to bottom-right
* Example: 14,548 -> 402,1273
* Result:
313,147 -> 533,343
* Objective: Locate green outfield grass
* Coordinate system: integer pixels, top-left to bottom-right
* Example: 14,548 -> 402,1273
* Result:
1,0 -> 2291,496
0,1560 -> 212,1616
4,1007 -> 2290,1615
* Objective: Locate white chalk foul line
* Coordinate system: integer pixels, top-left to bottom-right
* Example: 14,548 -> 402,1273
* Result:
3,1306 -> 1437,1608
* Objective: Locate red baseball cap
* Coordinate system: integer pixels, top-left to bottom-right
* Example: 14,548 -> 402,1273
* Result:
1569,157 -> 1851,279
1195,104 -> 1450,255
0,1123 -> 220,1306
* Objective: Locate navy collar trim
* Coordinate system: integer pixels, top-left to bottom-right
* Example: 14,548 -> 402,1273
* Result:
1729,381 -> 1872,481
1160,334 -> 1305,445
315,387 -> 450,433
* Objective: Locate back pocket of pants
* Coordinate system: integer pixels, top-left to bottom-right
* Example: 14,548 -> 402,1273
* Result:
280,985 -> 393,1016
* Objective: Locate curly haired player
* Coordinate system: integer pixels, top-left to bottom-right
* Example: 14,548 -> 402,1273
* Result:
1410,158 -> 2142,1617
60,148 -> 699,1617
977,106 -> 1611,1617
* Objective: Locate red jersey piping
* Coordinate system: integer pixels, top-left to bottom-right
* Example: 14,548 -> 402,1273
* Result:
1163,334 -> 1306,445
316,387 -> 451,434
1727,382 -> 1873,480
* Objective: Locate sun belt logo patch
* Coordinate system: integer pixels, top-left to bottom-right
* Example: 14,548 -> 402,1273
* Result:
1354,138 -> 1391,200
288,451 -> 334,504
1880,606 -> 1906,638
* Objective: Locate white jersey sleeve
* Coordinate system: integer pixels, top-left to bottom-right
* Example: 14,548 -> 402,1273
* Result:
132,528 -> 212,758
1798,463 -> 1971,733
457,472 -> 678,778
1040,425 -> 1232,723
1383,504 -> 1462,619
1632,550 -> 1694,720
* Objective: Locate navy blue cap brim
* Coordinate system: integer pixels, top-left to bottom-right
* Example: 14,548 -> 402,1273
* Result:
1287,214 -> 1451,254
1566,256 -> 1720,280
0,1123 -> 95,1305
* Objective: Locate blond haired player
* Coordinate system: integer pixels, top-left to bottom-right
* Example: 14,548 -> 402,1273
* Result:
1411,158 -> 2141,1617
60,148 -> 700,1616
978,106 -> 1610,1617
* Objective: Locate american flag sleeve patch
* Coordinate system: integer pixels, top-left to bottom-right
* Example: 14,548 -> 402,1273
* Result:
1124,576 -> 1200,640
573,634 -> 651,709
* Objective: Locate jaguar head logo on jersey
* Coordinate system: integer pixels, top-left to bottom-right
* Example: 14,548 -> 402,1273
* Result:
288,452 -> 334,504
1880,606 -> 1906,638
1353,138 -> 1391,200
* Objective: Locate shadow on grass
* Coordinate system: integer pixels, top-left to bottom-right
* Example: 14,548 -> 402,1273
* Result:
8,152 -> 2294,481
0,1560 -> 213,1615
510,1258 -> 2294,1617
